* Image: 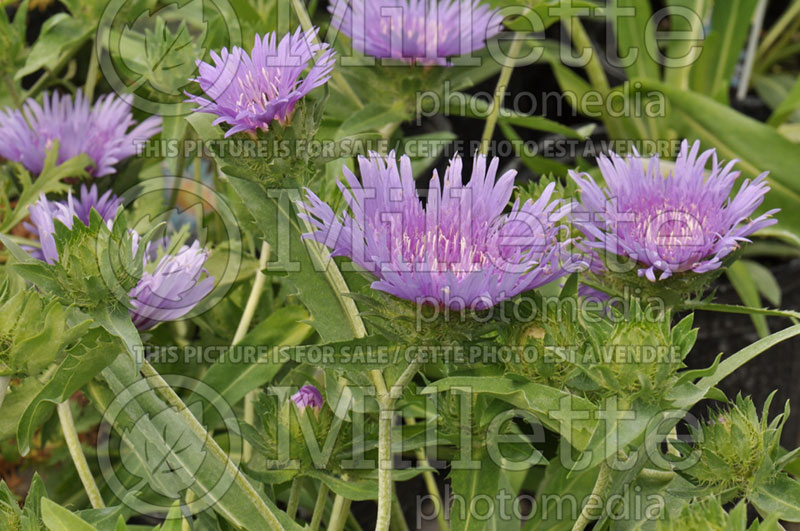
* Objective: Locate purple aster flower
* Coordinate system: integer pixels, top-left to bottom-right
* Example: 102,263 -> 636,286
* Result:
292,384 -> 324,412
26,184 -> 122,264
0,91 -> 161,177
298,153 -> 578,310
129,241 -> 215,331
187,27 -> 335,137
329,0 -> 503,65
570,140 -> 779,282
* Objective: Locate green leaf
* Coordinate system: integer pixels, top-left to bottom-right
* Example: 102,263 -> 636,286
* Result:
227,179 -> 365,343
334,101 -> 409,139
16,327 -> 122,456
448,449 -> 502,531
690,0 -> 760,103
751,473 -> 800,522
423,376 -> 596,450
612,0 -> 660,82
16,14 -> 92,80
99,356 -> 297,530
726,261 -> 770,338
40,498 -> 98,531
742,260 -> 781,307
303,470 -> 377,501
200,305 -> 312,419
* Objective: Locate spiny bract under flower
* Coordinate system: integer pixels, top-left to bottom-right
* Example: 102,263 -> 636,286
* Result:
187,27 -> 335,137
299,153 -> 577,310
26,187 -> 214,330
329,0 -> 502,65
26,184 -> 122,264
292,384 -> 324,412
570,140 -> 778,282
0,91 -> 161,177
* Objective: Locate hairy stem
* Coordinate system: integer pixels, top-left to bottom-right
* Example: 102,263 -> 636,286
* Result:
0,376 -> 10,412
310,483 -> 329,531
84,47 -> 100,102
234,241 -> 271,463
58,400 -> 105,509
572,462 -> 612,531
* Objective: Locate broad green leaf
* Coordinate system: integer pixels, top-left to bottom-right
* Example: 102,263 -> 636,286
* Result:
99,356 -> 297,530
689,0 -> 759,103
334,101 -> 409,140
16,14 -> 92,80
522,458 -> 598,531
767,74 -> 800,127
726,260 -> 769,338
16,327 -> 122,456
423,376 -> 596,450
751,473 -> 800,522
40,498 -> 98,531
448,449 -> 501,531
303,470 -> 377,501
742,260 -> 781,307
200,305 -> 313,419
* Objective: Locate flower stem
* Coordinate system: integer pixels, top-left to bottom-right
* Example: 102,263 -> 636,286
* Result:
405,417 -> 447,531
84,46 -> 100,102
310,483 -> 329,531
391,491 -> 410,531
57,400 -> 105,509
0,376 -> 10,411
286,477 -> 302,520
328,494 -> 352,531
572,462 -> 611,531
234,241 -> 271,463
479,33 -> 524,155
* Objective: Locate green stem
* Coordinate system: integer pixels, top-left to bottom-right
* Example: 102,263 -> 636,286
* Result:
480,34 -> 524,155
3,76 -> 21,108
286,477 -> 302,520
757,0 -> 800,60
572,462 -> 611,531
639,468 -> 675,482
139,360 -> 283,530
290,0 -> 364,109
391,491 -> 410,531
310,483 -> 329,531
569,18 -> 610,94
58,400 -> 105,509
328,494 -> 352,531
84,47 -> 100,102
0,376 -> 10,412
234,241 -> 271,463
405,416 -> 447,531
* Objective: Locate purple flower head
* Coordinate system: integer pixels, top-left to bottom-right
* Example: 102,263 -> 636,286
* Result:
0,91 -> 161,177
187,27 -> 335,137
26,184 -> 122,264
292,384 -> 324,412
129,241 -> 215,331
570,140 -> 779,282
329,0 -> 503,65
299,153 -> 578,310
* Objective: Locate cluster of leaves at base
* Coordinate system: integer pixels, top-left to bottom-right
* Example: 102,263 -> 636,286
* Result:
216,99 -> 326,187
675,394 -> 789,500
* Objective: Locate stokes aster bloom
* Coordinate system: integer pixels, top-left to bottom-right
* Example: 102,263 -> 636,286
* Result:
570,140 -> 778,282
187,27 -> 335,137
329,0 -> 503,65
0,91 -> 161,177
129,241 -> 215,331
292,384 -> 324,412
299,153 -> 577,309
26,188 -> 214,330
